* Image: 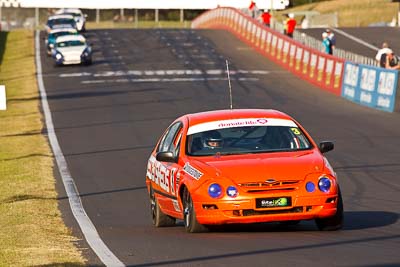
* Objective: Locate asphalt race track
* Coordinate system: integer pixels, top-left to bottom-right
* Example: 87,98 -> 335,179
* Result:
39,29 -> 400,266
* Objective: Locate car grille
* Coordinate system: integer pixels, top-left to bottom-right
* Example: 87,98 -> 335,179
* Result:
238,180 -> 300,193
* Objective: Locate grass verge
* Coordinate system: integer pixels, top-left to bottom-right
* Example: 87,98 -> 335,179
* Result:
0,30 -> 86,266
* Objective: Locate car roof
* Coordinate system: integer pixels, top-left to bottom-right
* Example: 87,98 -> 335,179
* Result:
56,8 -> 83,15
55,34 -> 86,43
184,109 -> 294,127
50,27 -> 77,33
48,14 -> 75,20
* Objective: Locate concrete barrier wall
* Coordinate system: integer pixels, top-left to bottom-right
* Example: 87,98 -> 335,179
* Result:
192,7 -> 399,113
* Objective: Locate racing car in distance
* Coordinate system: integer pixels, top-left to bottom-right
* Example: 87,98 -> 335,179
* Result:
45,14 -> 77,33
46,27 -> 78,55
52,34 -> 92,66
146,109 -> 343,233
55,8 -> 87,32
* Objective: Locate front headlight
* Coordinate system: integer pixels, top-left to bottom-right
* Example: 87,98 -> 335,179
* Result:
208,183 -> 223,198
318,176 -> 332,193
55,53 -> 62,60
226,186 -> 238,198
81,47 -> 91,57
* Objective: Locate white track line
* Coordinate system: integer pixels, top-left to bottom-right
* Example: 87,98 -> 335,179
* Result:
35,30 -> 125,267
333,28 -> 379,51
81,77 -> 259,84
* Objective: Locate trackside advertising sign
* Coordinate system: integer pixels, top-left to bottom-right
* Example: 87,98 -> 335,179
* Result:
342,62 -> 399,112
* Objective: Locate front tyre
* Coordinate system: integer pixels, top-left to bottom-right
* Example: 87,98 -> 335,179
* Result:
150,187 -> 176,227
315,187 -> 344,231
182,188 -> 208,233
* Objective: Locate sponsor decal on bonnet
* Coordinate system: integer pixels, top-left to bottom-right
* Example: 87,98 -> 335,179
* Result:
183,163 -> 203,180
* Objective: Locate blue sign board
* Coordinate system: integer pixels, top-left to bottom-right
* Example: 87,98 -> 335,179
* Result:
342,62 -> 398,112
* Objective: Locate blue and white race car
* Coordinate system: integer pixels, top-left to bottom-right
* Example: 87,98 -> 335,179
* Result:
45,14 -> 77,33
55,8 -> 87,32
52,34 -> 92,66
46,27 -> 78,55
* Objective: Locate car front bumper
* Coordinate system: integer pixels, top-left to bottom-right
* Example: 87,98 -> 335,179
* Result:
194,194 -> 338,225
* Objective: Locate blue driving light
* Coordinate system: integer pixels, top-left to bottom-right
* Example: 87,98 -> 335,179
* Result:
208,183 -> 223,198
226,186 -> 238,198
306,182 -> 315,192
318,177 -> 331,193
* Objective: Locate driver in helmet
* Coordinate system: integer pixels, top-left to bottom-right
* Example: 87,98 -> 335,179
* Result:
202,130 -> 224,149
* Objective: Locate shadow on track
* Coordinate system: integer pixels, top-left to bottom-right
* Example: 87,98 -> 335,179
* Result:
128,234 -> 400,267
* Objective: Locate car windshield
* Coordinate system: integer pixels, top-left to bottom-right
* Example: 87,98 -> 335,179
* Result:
65,12 -> 82,18
187,125 -> 312,156
56,40 -> 85,47
48,18 -> 76,27
50,32 -> 76,39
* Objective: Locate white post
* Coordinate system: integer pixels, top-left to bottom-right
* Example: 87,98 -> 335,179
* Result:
35,7 -> 39,28
155,9 -> 159,23
96,9 -> 100,24
135,9 -> 138,28
180,9 -> 184,23
0,85 -> 6,110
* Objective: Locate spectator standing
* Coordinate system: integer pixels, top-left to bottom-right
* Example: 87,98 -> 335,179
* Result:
375,42 -> 393,68
285,13 -> 296,38
249,1 -> 257,18
322,32 -> 333,55
385,50 -> 400,70
326,29 -> 336,51
259,9 -> 271,27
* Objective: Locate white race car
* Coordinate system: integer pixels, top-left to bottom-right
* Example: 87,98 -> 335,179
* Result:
52,34 -> 92,66
55,8 -> 87,32
45,14 -> 77,33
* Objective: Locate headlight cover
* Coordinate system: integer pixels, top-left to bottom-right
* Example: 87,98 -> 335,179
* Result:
226,185 -> 238,198
208,183 -> 223,198
318,176 -> 332,193
81,46 -> 91,57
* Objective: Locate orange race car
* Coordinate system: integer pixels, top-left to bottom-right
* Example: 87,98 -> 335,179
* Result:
146,109 -> 343,233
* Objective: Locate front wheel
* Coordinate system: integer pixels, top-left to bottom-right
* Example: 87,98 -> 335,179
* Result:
315,187 -> 344,231
150,187 -> 176,227
182,188 -> 208,233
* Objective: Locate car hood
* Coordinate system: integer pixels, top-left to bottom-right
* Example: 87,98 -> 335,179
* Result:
57,45 -> 86,55
191,150 -> 324,183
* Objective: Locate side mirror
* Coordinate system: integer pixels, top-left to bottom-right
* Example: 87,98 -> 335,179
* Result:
319,141 -> 334,154
156,151 -> 176,163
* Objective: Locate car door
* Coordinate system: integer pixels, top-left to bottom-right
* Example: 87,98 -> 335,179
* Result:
147,122 -> 183,217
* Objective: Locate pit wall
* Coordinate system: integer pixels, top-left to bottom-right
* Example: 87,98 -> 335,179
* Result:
191,7 -> 399,113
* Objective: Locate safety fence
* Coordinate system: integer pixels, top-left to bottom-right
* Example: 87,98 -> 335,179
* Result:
191,7 -> 399,112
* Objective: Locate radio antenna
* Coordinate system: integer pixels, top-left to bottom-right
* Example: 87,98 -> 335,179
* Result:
226,59 -> 233,110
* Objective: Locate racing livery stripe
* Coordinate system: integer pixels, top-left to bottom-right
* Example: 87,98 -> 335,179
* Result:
187,118 -> 297,135
153,188 -> 178,200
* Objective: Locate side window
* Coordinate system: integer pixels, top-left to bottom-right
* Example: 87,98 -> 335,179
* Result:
157,122 -> 182,153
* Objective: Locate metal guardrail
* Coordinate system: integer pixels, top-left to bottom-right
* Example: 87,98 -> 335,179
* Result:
270,20 -> 378,67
